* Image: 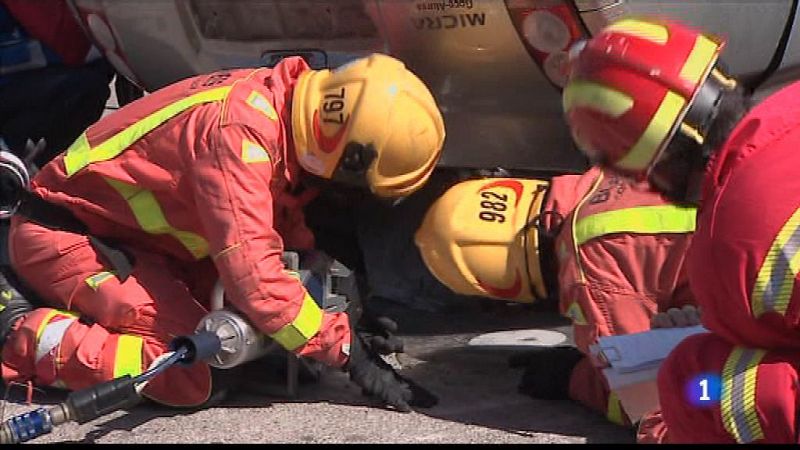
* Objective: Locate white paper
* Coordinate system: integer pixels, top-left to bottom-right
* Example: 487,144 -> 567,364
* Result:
590,325 -> 708,374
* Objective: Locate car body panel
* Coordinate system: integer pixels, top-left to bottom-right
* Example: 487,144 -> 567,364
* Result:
68,0 -> 799,173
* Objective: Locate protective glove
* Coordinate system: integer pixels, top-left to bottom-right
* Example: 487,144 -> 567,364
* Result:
650,305 -> 701,329
508,345 -> 583,400
344,331 -> 438,412
354,313 -> 404,355
0,272 -> 33,347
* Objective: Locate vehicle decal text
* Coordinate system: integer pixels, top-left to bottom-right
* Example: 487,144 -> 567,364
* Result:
416,0 -> 474,11
412,12 -> 486,30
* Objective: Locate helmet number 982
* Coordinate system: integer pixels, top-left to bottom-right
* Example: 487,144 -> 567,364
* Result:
478,191 -> 508,223
322,87 -> 346,124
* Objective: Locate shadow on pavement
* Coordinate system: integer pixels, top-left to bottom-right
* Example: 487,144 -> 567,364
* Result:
396,345 -> 634,444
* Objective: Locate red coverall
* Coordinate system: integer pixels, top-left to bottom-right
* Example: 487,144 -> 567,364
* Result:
658,80 -> 800,442
1,58 -> 351,407
543,166 -> 696,438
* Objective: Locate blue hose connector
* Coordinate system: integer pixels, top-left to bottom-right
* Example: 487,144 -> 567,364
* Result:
6,407 -> 52,443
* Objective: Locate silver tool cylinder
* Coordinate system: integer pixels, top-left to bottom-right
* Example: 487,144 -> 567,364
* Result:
195,309 -> 281,369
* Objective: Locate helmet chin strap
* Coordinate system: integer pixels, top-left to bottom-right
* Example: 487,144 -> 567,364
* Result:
682,66 -> 736,145
330,142 -> 376,189
646,64 -> 738,203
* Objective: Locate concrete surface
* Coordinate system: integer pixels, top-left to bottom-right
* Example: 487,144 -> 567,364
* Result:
0,302 -> 633,444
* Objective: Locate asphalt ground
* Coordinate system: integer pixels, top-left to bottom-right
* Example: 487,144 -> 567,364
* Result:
1,301 -> 633,444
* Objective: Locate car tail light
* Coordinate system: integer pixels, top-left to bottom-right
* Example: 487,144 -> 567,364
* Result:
505,0 -> 588,89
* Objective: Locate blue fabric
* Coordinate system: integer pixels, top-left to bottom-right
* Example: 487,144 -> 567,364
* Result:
0,4 -> 63,86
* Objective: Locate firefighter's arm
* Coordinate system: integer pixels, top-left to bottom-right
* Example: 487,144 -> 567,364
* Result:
192,122 -> 351,368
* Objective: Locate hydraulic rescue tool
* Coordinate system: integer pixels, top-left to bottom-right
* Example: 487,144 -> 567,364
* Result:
0,140 -> 360,443
0,256 -> 355,444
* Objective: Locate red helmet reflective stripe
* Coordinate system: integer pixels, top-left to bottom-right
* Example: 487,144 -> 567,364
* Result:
563,18 -> 725,176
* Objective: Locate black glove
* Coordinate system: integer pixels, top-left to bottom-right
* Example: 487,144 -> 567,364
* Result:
0,272 -> 33,347
345,331 -> 438,412
508,345 -> 584,400
354,313 -> 404,355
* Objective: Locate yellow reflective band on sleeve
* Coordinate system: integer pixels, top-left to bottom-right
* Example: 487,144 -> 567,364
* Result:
605,19 -> 668,44
268,292 -> 324,352
246,91 -> 278,121
113,334 -> 144,378
85,271 -> 116,291
563,81 -> 634,118
616,91 -> 687,172
606,391 -> 626,426
575,204 -> 697,246
64,86 -> 232,177
105,178 -> 210,259
721,347 -> 766,444
35,310 -> 78,341
751,206 -> 800,318
35,315 -> 77,363
241,139 -> 271,164
679,35 -> 720,85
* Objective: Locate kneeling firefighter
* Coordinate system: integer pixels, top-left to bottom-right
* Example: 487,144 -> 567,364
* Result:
0,53 -> 444,411
415,166 -> 698,440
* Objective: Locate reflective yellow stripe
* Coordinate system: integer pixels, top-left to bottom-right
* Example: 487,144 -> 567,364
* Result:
36,310 -> 61,340
616,91 -> 687,172
606,19 -> 668,44
574,205 -> 697,246
64,86 -> 232,177
565,301 -> 588,326
246,91 -> 278,121
721,348 -> 766,443
85,271 -> 116,291
35,315 -> 77,363
606,391 -> 625,425
63,133 -> 89,176
679,35 -> 720,85
113,334 -> 144,378
105,178 -> 209,259
241,139 -> 271,164
751,206 -> 800,317
268,292 -> 323,351
563,81 -> 634,118
0,289 -> 11,312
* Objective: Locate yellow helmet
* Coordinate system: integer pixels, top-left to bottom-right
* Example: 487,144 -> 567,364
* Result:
292,53 -> 446,198
415,178 -> 551,302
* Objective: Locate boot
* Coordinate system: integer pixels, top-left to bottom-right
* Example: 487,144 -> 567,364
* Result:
508,345 -> 584,400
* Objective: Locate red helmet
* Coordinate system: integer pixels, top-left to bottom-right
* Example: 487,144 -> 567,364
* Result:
563,18 -> 727,177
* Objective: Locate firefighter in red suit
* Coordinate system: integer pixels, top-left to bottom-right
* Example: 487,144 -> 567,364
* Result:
0,54 -> 446,410
414,165 -> 698,440
561,17 -> 800,443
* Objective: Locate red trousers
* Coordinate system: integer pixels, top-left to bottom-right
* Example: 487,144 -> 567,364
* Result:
568,357 -> 667,443
658,333 -> 800,443
1,219 -> 219,406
